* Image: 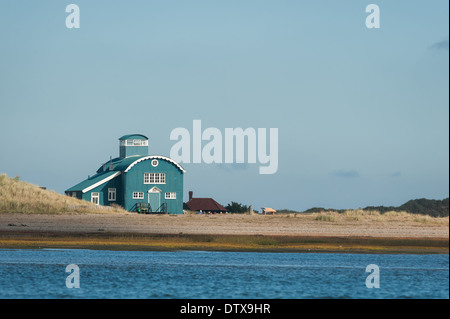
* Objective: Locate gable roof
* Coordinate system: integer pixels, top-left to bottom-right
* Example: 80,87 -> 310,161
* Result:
185,198 -> 227,212
65,170 -> 121,193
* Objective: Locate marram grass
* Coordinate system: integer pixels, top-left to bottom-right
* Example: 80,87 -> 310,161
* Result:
311,209 -> 448,224
0,173 -> 126,214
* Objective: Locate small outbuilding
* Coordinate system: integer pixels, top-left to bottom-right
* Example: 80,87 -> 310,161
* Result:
261,207 -> 277,215
184,191 -> 227,214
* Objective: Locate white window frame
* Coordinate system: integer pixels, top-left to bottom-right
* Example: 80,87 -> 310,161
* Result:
108,188 -> 116,201
165,192 -> 176,200
132,192 -> 144,200
124,139 -> 148,146
91,192 -> 100,205
144,173 -> 166,184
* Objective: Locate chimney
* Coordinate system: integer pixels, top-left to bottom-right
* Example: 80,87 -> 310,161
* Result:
189,191 -> 193,201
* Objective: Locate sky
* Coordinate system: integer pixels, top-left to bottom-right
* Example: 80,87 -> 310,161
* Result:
0,1 -> 448,211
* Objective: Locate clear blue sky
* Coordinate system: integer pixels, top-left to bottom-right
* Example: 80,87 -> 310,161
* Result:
0,1 -> 448,211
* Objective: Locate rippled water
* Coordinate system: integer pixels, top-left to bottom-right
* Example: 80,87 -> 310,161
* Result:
0,249 -> 448,299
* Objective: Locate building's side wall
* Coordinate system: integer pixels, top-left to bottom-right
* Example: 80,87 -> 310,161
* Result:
81,176 -> 123,207
120,145 -> 148,158
123,159 -> 184,213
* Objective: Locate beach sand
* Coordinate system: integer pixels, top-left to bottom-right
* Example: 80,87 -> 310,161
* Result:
0,212 -> 448,253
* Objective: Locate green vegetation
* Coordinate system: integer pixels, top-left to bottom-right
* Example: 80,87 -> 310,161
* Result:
279,198 -> 449,218
304,207 -> 345,213
310,209 -> 449,224
364,198 -> 449,217
276,209 -> 301,214
224,201 -> 249,213
314,214 -> 337,222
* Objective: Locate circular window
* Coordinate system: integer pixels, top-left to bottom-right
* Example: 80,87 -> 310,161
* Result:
151,159 -> 159,167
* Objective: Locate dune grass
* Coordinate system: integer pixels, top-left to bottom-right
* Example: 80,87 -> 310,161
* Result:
0,173 -> 126,214
314,214 -> 337,222
310,209 -> 448,225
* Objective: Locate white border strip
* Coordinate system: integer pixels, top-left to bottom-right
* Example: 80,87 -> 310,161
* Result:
124,156 -> 186,173
82,171 -> 122,194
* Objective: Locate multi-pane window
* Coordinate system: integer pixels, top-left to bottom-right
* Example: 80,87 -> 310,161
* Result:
124,139 -> 148,146
132,192 -> 144,199
165,192 -> 176,199
91,192 -> 99,205
108,188 -> 116,201
126,140 -> 141,146
144,173 -> 166,184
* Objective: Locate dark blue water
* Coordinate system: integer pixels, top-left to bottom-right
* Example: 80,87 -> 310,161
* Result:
0,249 -> 448,299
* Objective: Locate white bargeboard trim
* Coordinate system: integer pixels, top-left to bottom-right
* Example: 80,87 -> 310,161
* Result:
124,156 -> 186,173
82,171 -> 122,194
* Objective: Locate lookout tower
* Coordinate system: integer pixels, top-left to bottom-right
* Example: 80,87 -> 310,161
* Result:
119,134 -> 149,158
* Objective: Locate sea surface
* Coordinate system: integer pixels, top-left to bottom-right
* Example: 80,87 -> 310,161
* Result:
0,249 -> 448,299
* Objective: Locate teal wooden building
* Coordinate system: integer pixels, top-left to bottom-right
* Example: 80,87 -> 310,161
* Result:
65,134 -> 185,214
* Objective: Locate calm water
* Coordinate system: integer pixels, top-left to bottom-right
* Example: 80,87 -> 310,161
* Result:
0,249 -> 448,299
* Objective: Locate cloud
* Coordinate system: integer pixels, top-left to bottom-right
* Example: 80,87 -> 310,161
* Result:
331,169 -> 359,178
430,39 -> 449,51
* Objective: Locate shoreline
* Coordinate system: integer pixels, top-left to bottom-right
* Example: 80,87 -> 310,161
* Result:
1,230 -> 448,254
0,212 -> 448,254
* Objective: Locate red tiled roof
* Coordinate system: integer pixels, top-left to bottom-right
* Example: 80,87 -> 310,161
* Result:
185,198 -> 227,212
